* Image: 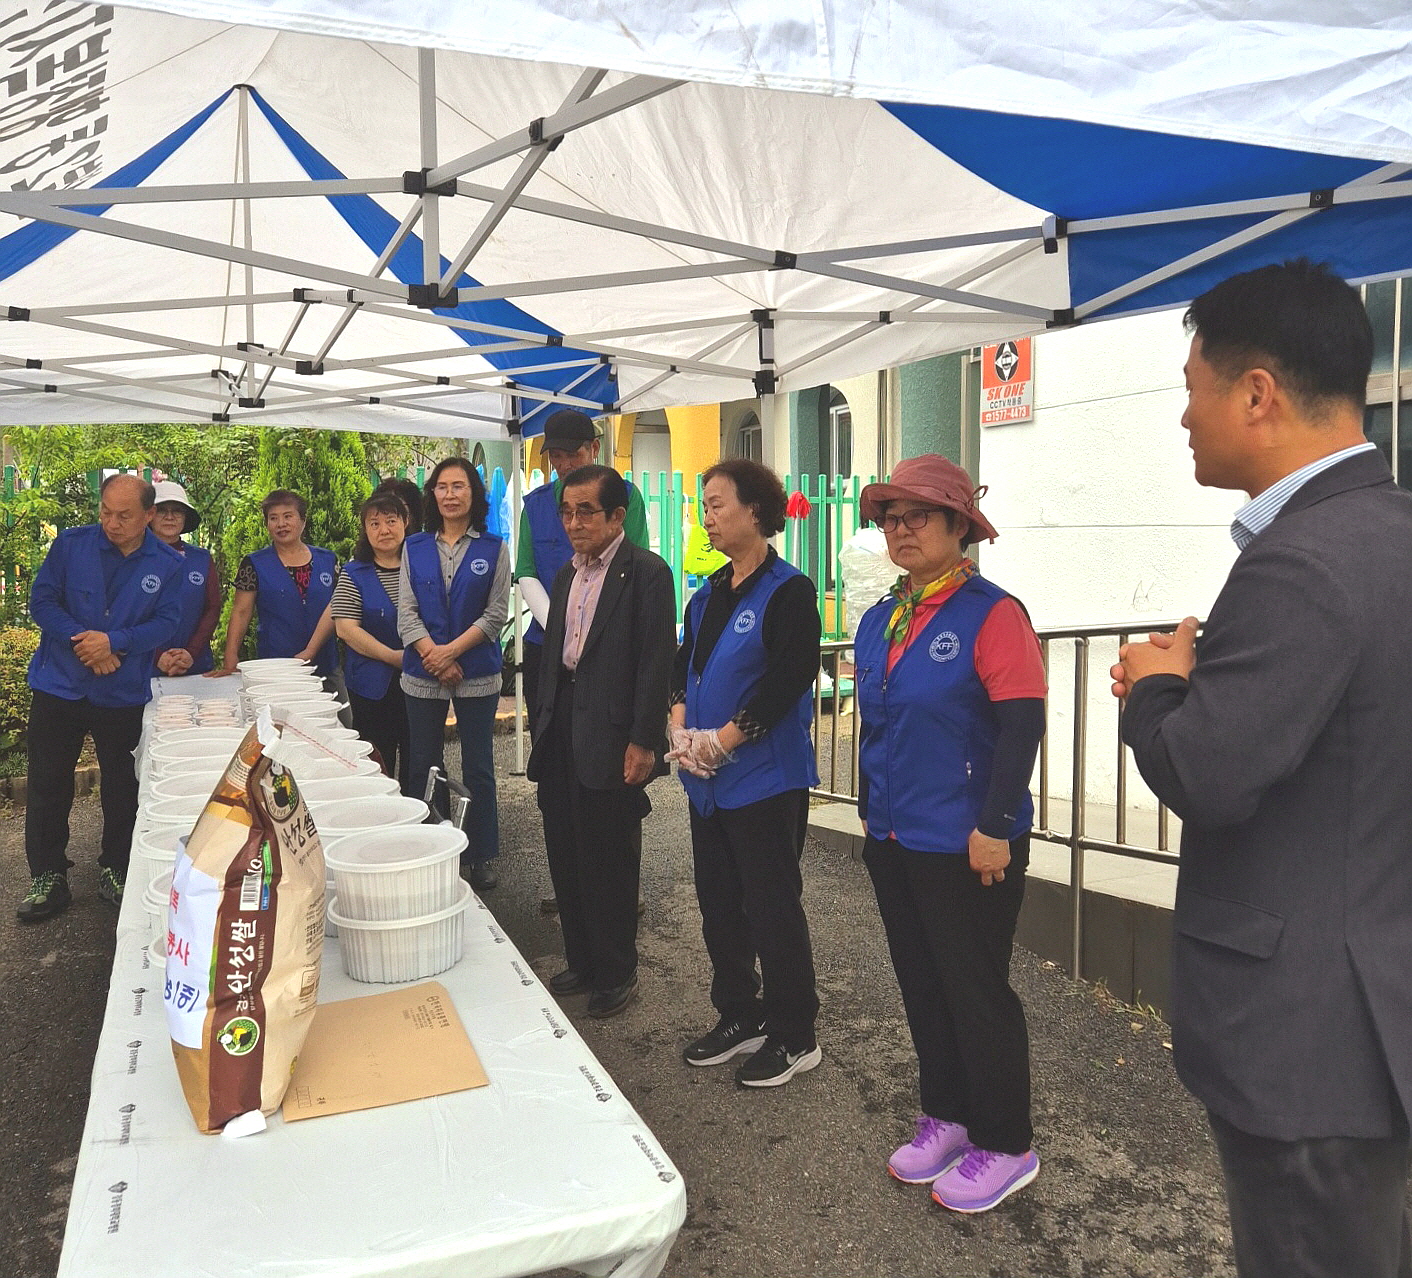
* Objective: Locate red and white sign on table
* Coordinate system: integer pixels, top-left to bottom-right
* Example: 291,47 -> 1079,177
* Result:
980,338 -> 1034,426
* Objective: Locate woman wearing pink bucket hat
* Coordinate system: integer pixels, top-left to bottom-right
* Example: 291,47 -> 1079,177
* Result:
854,454 -> 1047,1214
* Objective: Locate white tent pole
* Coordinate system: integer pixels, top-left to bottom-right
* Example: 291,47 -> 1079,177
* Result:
427,74 -> 680,187
510,411 -> 527,774
307,200 -> 428,369
1075,162 -> 1412,319
418,48 -> 443,297
0,198 -> 412,298
14,178 -> 404,205
238,86 -> 258,403
439,68 -> 606,291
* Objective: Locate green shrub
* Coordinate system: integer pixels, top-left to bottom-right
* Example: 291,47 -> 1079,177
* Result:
0,627 -> 39,762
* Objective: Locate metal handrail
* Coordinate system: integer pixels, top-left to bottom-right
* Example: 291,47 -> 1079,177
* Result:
810,618 -> 1199,977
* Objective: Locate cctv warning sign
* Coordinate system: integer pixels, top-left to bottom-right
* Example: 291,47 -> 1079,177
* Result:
980,338 -> 1033,426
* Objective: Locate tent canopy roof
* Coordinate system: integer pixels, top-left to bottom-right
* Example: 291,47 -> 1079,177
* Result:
2,3 -> 1410,435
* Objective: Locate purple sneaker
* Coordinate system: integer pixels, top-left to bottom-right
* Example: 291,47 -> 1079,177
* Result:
887,1115 -> 969,1184
930,1144 -> 1039,1213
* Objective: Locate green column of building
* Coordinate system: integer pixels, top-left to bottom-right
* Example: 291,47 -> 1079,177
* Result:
898,354 -> 964,463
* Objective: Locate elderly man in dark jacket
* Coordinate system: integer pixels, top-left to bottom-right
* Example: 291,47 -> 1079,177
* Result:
1114,260 -> 1412,1278
527,464 -> 675,1019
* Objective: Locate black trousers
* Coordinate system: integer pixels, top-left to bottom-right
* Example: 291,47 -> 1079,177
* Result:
1209,1111 -> 1412,1278
689,788 -> 819,1053
521,639 -> 543,726
347,682 -> 408,790
863,832 -> 1033,1154
537,675 -> 646,991
24,688 -> 145,878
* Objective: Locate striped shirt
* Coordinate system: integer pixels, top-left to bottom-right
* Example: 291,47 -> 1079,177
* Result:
1230,442 -> 1376,550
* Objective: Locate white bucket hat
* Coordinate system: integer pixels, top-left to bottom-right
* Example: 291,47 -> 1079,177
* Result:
152,479 -> 200,532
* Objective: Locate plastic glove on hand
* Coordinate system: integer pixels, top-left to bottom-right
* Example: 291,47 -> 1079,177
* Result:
666,727 -> 716,779
690,728 -> 737,773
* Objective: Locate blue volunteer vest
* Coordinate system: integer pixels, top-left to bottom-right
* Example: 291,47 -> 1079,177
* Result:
250,543 -> 338,675
402,531 -> 503,682
680,557 -> 818,817
29,526 -> 184,706
165,542 -> 214,675
340,560 -> 402,699
522,477 -> 640,646
854,575 -> 1034,855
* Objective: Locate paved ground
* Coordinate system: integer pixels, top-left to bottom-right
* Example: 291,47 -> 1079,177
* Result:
2,739 -> 1238,1278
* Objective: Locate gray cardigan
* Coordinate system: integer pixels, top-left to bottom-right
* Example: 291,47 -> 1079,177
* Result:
1124,448 -> 1412,1140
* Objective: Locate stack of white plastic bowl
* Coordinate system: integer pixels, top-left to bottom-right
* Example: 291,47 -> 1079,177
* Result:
142,868 -> 174,961
322,801 -> 472,983
132,825 -> 186,897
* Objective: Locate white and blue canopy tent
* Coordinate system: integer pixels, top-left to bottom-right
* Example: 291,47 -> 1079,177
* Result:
3,0 -> 1412,446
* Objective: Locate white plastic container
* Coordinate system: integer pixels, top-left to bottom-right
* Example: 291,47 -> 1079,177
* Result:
139,794 -> 209,830
148,771 -> 222,801
323,824 -> 468,920
150,754 -> 232,778
285,754 -> 382,781
328,881 -> 471,983
148,726 -> 245,749
312,795 -> 428,839
298,774 -> 400,802
142,868 -> 173,951
148,936 -> 167,969
237,657 -> 310,673
133,826 -> 186,889
148,740 -> 241,767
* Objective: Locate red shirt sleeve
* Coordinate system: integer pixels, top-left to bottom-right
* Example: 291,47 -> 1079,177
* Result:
973,597 -> 1046,701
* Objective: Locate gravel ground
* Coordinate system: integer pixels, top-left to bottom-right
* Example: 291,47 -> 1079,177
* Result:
1,739 -> 1238,1278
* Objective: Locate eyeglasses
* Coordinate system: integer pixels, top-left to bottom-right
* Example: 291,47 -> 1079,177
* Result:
559,504 -> 606,524
433,482 -> 470,495
879,508 -> 946,533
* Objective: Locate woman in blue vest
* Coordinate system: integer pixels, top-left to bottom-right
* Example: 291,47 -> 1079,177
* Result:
215,489 -> 338,677
149,480 -> 220,677
332,491 -> 411,784
667,458 -> 823,1089
854,455 -> 1046,1215
398,458 -> 510,894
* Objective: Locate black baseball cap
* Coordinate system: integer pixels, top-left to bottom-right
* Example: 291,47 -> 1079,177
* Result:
541,409 -> 598,452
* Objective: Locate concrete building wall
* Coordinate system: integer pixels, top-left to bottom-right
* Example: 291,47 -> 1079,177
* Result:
977,309 -> 1244,809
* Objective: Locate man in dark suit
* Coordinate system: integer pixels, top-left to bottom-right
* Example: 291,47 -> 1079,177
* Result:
527,464 -> 675,1018
1113,260 -> 1412,1278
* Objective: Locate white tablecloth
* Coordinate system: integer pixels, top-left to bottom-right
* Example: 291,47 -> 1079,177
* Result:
58,678 -> 686,1278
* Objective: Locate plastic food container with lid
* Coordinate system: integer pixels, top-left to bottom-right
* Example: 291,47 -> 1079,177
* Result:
328,881 -> 471,984
323,824 -> 468,920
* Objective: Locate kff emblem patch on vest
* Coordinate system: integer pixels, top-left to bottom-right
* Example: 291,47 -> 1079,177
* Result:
187,570 -> 205,586
470,558 -> 490,576
929,631 -> 961,662
140,574 -> 161,594
733,609 -> 757,634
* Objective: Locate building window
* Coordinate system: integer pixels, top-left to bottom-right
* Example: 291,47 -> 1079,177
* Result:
825,388 -> 853,477
1364,277 -> 1412,485
735,412 -> 762,461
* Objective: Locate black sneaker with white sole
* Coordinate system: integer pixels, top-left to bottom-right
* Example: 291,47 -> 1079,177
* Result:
682,1014 -> 767,1067
734,1039 -> 822,1088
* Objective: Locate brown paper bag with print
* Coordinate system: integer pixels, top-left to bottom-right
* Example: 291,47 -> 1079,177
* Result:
164,713 -> 325,1133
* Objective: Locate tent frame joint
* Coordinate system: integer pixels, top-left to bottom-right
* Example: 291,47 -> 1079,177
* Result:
403,169 -> 458,198
1047,307 -> 1077,329
772,250 -> 797,269
295,360 -> 325,376
8,307 -> 31,322
1308,188 -> 1335,209
408,284 -> 459,308
1043,216 -> 1068,254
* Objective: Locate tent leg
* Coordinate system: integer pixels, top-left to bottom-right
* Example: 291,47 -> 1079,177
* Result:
511,426 -> 527,775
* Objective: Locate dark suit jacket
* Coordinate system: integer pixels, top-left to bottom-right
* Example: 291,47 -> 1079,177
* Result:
526,537 -> 675,791
1123,448 -> 1412,1141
